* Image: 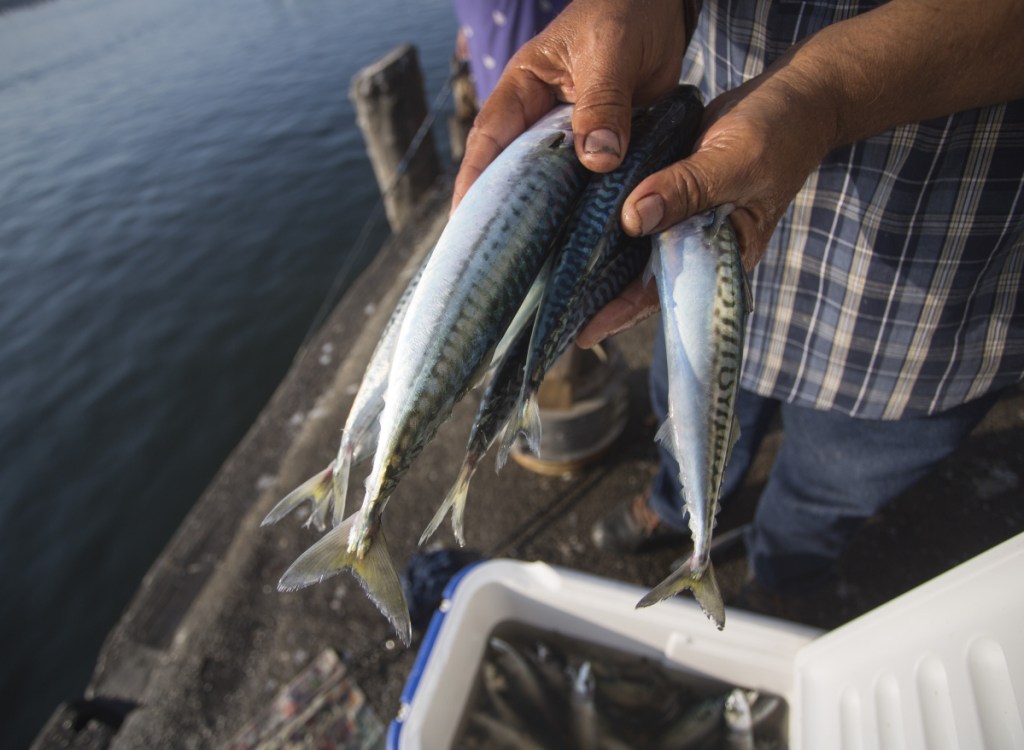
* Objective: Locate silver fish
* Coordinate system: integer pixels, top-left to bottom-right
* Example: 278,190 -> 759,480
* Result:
468,711 -> 547,750
654,692 -> 727,750
261,253 -> 429,531
636,206 -> 750,629
420,238 -> 651,547
276,106 -> 589,644
501,87 -> 704,461
723,688 -> 755,750
570,661 -> 598,750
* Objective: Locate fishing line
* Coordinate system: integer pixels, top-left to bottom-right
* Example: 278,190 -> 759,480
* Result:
295,64 -> 459,361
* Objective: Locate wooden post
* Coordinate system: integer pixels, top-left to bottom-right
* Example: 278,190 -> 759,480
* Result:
350,44 -> 441,233
448,56 -> 478,164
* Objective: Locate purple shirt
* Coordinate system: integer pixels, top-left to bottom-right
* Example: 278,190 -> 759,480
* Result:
453,0 -> 568,102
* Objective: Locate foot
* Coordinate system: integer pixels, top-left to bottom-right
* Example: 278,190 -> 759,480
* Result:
590,493 -> 689,553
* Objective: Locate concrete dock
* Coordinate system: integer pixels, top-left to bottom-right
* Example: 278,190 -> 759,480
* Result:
33,178 -> 1024,748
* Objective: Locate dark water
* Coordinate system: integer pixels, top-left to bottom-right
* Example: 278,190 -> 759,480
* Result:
0,0 -> 457,745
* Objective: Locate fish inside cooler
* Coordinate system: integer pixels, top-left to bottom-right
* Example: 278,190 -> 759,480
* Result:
393,538 -> 1024,750
451,621 -> 788,750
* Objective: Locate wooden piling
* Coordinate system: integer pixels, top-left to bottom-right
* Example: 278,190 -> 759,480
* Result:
448,56 -> 478,164
350,44 -> 441,233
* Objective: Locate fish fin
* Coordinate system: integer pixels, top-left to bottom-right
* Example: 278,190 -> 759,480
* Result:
725,414 -> 741,465
449,462 -> 476,548
278,513 -> 412,645
521,393 -> 542,456
418,495 -> 452,546
495,415 -> 519,470
330,439 -> 354,527
741,265 -> 754,314
654,419 -> 675,452
496,392 -> 541,463
710,203 -> 735,235
419,456 -> 476,547
473,344 -> 498,389
636,558 -> 725,630
584,235 -> 609,274
261,463 -> 335,532
351,421 -> 379,465
642,250 -> 657,288
495,425 -> 514,472
492,259 -> 550,368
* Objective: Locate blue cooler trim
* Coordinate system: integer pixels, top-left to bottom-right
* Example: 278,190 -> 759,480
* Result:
386,559 -> 488,749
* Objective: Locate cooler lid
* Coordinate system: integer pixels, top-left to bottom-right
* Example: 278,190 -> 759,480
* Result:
793,532 -> 1024,749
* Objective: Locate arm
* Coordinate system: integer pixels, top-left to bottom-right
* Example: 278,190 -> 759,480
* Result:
621,0 -> 1024,252
578,0 -> 1024,346
452,0 -> 1024,345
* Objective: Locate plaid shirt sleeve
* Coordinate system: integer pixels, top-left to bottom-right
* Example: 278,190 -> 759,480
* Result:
683,0 -> 1024,420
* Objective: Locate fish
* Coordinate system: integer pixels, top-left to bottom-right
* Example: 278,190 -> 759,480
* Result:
460,631 -> 788,748
482,637 -> 567,747
636,206 -> 750,629
570,661 -> 598,750
500,85 -> 704,461
261,245 -> 549,536
260,252 -> 430,532
723,688 -> 755,750
419,238 -> 651,547
275,105 -> 590,644
467,711 -> 548,750
654,692 -> 727,750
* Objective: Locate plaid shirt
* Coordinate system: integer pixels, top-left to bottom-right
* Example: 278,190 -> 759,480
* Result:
683,0 -> 1024,419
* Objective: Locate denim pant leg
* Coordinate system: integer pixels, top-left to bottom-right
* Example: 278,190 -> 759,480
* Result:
747,392 -> 1001,593
647,326 -> 778,530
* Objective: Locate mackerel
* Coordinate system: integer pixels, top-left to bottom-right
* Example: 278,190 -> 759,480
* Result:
636,206 -> 750,629
261,252 -> 430,531
277,106 -> 589,644
420,238 -> 652,547
263,248 -> 553,534
502,85 -> 703,460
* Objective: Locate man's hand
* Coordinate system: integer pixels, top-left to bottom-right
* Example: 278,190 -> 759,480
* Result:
452,0 -> 693,212
454,0 -> 1024,350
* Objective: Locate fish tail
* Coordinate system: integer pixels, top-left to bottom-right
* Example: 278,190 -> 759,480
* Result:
636,557 -> 725,630
330,437 -> 355,527
417,496 -> 450,547
278,512 -> 412,645
419,454 -> 479,548
497,393 -> 542,466
261,462 -> 335,532
519,393 -> 542,456
495,430 -> 514,472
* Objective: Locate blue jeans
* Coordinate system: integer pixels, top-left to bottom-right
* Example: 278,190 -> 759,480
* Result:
647,328 -> 999,593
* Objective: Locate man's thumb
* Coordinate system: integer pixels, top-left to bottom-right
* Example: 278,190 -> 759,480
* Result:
621,156 -> 716,237
570,78 -> 635,173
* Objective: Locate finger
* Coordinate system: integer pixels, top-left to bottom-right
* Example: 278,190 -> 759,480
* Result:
576,276 -> 660,349
571,76 -> 633,173
620,155 -> 717,237
564,23 -> 636,172
565,4 -> 688,173
452,74 -> 557,213
451,127 -> 505,214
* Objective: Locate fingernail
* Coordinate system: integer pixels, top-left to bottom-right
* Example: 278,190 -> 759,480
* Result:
634,194 -> 664,234
583,128 -> 620,156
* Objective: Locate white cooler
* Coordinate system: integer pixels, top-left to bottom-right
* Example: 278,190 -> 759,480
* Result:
388,533 -> 1024,749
